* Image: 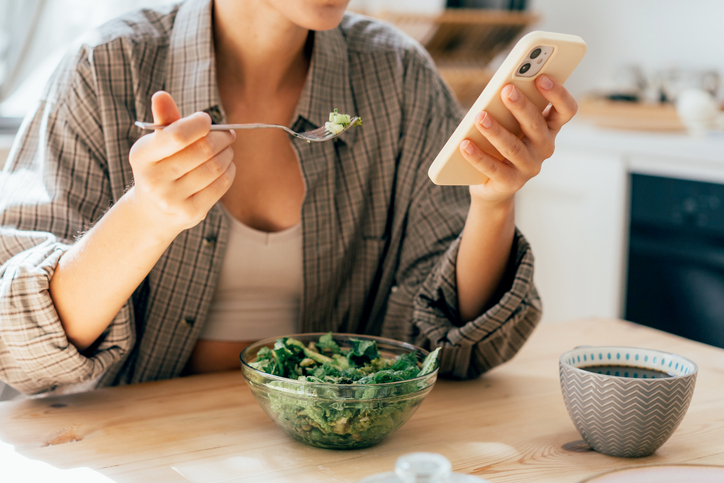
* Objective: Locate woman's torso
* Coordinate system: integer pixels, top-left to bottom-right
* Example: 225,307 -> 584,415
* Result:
184,77 -> 307,374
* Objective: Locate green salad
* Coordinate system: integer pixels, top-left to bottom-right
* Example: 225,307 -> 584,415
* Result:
249,333 -> 439,384
246,333 -> 440,448
325,109 -> 362,135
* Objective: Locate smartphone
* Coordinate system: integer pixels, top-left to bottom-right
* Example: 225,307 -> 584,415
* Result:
428,31 -> 587,186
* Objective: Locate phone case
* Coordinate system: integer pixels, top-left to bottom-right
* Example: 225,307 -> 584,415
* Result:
428,31 -> 587,186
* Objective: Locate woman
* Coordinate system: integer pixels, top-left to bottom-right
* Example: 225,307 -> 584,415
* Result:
0,0 -> 577,395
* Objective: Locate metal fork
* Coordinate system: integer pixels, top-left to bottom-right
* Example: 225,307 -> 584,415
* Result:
134,118 -> 361,142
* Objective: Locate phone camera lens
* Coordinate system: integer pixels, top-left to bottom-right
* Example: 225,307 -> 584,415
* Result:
530,48 -> 542,59
519,63 -> 531,74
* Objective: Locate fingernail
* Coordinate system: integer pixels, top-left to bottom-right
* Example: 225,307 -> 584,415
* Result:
229,130 -> 237,140
504,85 -> 519,102
462,140 -> 475,155
478,111 -> 492,128
538,75 -> 553,91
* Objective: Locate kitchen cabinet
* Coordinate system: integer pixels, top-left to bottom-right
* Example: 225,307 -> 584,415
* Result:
516,140 -> 628,324
516,120 -> 724,324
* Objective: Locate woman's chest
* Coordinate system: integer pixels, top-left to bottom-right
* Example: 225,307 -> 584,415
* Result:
222,128 -> 305,232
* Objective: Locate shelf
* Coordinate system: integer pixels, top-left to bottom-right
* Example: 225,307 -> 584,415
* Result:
374,9 -> 538,106
376,9 -> 538,66
578,98 -> 686,132
437,66 -> 494,107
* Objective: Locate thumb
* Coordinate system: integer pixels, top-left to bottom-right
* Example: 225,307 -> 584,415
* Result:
151,91 -> 182,126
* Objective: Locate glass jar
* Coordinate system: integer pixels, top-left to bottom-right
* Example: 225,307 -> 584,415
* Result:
356,453 -> 490,483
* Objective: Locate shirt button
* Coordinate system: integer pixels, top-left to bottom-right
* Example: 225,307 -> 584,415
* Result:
390,285 -> 399,294
182,317 -> 195,327
202,235 -> 217,247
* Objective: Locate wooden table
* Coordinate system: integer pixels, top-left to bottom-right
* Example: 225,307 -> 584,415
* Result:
2,319 -> 724,482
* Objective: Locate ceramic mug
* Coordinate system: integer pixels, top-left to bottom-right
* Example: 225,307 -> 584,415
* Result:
559,346 -> 697,458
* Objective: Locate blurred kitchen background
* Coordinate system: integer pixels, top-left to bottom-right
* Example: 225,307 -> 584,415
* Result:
1,0 -> 724,348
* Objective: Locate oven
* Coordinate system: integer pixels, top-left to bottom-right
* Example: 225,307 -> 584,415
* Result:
625,172 -> 724,349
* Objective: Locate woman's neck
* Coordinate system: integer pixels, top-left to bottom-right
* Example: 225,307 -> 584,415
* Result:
212,0 -> 311,99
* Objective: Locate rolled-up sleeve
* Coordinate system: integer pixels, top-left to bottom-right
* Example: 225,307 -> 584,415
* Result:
381,54 -> 542,380
412,228 -> 541,379
0,46 -> 134,395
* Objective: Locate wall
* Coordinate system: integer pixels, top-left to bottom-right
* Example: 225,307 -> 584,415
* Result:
528,0 -> 724,100
0,0 -> 177,117
354,0 -> 724,102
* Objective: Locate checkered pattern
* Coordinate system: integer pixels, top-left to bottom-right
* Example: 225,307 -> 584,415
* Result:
0,0 -> 541,395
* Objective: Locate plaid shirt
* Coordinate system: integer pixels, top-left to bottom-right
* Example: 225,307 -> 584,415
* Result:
0,0 -> 541,395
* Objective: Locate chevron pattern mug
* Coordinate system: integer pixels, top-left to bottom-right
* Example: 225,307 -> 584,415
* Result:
559,346 -> 697,458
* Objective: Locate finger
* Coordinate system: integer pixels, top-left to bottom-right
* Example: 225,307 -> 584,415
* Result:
535,75 -> 578,132
154,112 -> 213,159
187,160 -> 236,213
133,111 -> 213,163
175,146 -> 235,198
500,84 -> 554,152
151,91 -> 182,126
474,110 -> 539,176
161,130 -> 236,180
144,90 -> 209,161
459,138 -> 518,187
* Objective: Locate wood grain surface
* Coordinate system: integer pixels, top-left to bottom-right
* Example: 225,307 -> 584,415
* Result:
578,98 -> 687,132
1,319 -> 723,482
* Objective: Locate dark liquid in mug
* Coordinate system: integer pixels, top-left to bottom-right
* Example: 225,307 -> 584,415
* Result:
581,365 -> 674,379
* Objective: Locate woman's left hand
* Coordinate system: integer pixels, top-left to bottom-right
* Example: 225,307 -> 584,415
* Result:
459,74 -> 578,205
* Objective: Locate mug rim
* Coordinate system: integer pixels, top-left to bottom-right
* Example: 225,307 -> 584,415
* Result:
560,345 -> 698,379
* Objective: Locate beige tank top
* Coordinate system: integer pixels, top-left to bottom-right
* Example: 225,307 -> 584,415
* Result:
198,205 -> 303,341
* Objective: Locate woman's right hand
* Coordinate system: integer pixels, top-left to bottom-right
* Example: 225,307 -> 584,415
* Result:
128,91 -> 236,238
49,91 -> 236,350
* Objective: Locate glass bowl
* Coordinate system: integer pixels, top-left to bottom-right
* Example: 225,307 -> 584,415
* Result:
240,333 -> 439,450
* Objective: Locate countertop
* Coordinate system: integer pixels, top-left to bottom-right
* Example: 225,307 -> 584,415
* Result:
558,119 -> 724,166
2,319 -> 723,482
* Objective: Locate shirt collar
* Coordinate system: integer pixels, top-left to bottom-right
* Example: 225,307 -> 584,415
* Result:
293,26 -> 358,146
165,0 -> 222,122
165,0 -> 358,145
